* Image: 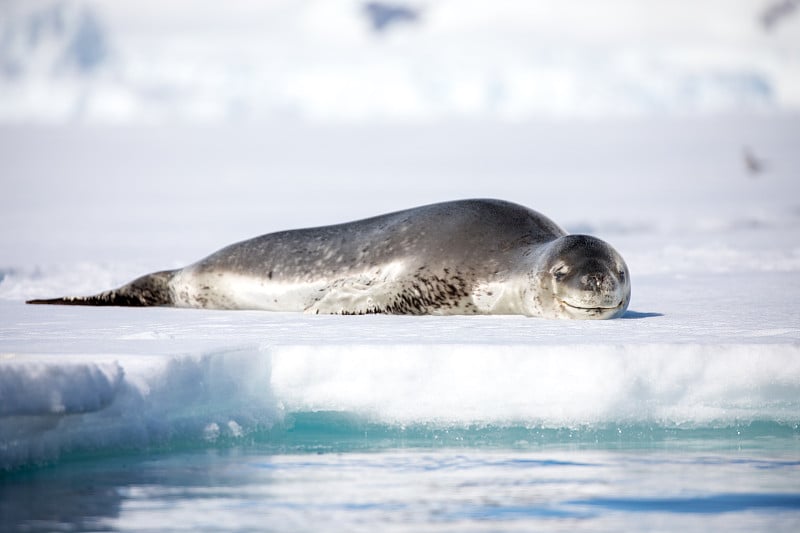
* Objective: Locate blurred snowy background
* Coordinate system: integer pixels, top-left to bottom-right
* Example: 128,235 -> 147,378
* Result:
1,0 -> 799,122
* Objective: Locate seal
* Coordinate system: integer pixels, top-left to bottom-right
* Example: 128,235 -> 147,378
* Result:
26,199 -> 631,319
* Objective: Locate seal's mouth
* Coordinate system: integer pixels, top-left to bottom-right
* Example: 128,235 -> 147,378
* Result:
558,299 -> 624,313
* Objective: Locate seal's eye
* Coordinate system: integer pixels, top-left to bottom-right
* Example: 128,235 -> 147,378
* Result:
552,266 -> 568,282
619,270 -> 626,282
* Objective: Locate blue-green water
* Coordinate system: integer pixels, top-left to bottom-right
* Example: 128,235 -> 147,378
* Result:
2,416 -> 799,532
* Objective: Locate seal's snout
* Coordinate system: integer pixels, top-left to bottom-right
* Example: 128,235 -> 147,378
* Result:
563,267 -> 622,309
578,269 -> 618,293
582,272 -> 607,290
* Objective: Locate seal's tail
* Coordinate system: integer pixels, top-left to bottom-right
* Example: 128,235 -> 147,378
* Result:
26,269 -> 178,307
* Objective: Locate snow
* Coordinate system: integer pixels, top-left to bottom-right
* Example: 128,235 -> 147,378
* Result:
1,115 -> 799,470
1,1 -> 799,470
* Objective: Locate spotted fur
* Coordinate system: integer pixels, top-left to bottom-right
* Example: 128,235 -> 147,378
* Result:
27,199 -> 631,319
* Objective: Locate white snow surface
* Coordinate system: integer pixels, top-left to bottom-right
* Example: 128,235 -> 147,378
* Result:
1,116 -> 800,469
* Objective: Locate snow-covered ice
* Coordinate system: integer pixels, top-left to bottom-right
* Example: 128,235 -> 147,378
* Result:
1,116 -> 799,470
2,1 -> 800,471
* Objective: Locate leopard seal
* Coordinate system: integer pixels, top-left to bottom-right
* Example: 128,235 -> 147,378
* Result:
27,199 -> 631,319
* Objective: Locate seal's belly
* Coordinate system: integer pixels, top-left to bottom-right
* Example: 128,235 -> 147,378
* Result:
168,261 -> 508,315
168,261 -> 409,313
168,269 -> 326,311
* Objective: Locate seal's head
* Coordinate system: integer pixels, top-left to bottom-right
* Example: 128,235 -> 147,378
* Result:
529,234 -> 630,319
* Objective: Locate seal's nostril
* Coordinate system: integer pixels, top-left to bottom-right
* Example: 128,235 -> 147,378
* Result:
583,274 -> 604,290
